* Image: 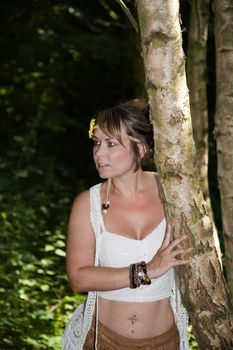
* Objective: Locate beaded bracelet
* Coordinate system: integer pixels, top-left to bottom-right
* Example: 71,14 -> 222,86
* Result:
129,263 -> 136,288
129,261 -> 151,289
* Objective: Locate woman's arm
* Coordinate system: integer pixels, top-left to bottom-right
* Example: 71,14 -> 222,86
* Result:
66,190 -> 130,292
66,191 -> 193,293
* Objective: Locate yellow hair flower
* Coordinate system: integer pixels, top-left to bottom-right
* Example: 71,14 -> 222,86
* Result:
88,118 -> 96,139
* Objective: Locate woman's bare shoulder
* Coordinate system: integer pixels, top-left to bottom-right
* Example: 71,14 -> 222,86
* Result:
72,189 -> 89,206
72,182 -> 102,209
68,189 -> 91,224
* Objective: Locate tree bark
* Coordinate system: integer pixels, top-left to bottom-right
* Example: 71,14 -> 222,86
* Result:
136,1 -> 233,348
187,0 -> 209,196
214,0 -> 233,303
187,0 -> 222,264
130,28 -> 147,98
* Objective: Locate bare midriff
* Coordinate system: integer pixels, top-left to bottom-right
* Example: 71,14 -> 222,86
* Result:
98,297 -> 175,339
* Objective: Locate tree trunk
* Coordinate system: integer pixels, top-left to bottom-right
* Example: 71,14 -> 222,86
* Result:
214,0 -> 233,303
187,0 -> 222,265
187,0 -> 209,197
136,1 -> 233,349
130,29 -> 147,98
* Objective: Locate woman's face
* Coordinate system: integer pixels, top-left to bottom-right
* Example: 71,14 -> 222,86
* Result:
92,125 -> 136,179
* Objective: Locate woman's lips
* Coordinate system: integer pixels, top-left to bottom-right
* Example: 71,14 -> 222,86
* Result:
98,163 -> 109,169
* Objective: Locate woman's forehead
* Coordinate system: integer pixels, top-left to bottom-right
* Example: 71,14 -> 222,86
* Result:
93,124 -> 127,139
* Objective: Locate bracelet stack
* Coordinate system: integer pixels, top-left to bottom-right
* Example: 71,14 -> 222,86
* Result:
129,261 -> 151,289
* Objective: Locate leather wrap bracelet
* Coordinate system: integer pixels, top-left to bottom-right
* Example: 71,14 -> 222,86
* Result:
129,261 -> 151,289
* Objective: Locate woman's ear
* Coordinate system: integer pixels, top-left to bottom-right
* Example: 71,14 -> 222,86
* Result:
138,143 -> 147,158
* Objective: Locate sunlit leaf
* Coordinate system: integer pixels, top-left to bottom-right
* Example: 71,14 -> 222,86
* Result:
40,284 -> 50,292
15,169 -> 29,178
54,248 -> 66,257
1,212 -> 7,220
44,244 -> 55,252
55,240 -> 65,248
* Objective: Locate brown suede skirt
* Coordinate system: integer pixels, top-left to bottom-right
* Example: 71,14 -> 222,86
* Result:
83,320 -> 179,350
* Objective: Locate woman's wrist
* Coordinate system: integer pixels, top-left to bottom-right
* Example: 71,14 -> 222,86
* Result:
147,261 -> 158,280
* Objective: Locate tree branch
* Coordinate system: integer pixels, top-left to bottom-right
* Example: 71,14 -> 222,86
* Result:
115,0 -> 139,33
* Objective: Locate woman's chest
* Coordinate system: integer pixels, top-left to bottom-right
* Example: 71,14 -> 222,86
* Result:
99,219 -> 166,267
100,183 -> 164,240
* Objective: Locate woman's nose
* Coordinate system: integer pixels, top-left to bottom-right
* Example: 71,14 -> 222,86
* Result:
94,143 -> 105,156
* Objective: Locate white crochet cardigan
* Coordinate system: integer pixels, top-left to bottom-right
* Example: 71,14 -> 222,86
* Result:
62,183 -> 189,350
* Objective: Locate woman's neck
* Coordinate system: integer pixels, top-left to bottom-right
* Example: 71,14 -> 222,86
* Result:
111,170 -> 151,198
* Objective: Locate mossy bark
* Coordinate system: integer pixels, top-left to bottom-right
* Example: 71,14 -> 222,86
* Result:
214,0 -> 233,303
136,1 -> 233,348
187,0 -> 222,264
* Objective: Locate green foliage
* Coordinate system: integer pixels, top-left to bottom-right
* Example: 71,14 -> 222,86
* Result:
188,326 -> 198,350
0,1 -> 135,348
0,185 -> 86,349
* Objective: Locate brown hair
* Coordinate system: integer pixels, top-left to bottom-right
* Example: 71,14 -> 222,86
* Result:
96,99 -> 154,170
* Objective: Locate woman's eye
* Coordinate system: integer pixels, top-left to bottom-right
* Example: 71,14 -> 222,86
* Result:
107,141 -> 116,147
93,140 -> 101,146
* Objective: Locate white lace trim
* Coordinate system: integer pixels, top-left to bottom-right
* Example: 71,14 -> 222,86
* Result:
170,275 -> 189,350
62,184 -> 100,350
62,183 -> 189,349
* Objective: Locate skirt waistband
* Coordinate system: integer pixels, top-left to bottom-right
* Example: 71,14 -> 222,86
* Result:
98,321 -> 179,348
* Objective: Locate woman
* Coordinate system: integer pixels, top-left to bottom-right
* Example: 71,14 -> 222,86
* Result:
65,99 -> 192,349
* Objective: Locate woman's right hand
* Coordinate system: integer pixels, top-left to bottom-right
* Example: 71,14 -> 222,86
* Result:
147,223 -> 193,279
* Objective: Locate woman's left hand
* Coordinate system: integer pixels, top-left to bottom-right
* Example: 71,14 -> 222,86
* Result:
147,223 -> 193,279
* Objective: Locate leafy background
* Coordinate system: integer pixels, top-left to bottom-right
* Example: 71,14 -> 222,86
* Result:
0,1 -> 218,349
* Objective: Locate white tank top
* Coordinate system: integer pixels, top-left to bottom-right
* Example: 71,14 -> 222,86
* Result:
98,189 -> 174,302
